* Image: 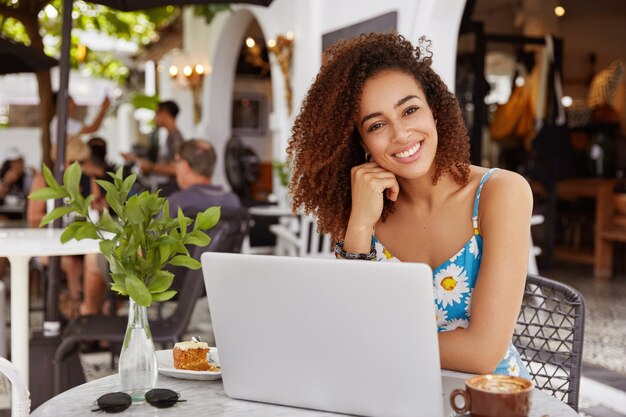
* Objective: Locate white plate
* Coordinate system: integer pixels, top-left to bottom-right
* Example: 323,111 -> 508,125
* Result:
156,348 -> 221,380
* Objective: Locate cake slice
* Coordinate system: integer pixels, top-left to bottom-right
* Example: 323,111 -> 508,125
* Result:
173,340 -> 210,371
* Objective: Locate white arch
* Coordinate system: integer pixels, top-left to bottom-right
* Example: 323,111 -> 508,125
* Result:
202,7 -> 287,192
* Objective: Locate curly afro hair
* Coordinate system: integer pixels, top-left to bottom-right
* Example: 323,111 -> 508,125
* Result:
288,33 -> 470,242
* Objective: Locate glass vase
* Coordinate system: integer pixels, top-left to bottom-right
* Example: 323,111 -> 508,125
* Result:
118,298 -> 158,403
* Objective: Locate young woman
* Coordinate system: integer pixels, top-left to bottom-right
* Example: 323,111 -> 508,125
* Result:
288,33 -> 532,378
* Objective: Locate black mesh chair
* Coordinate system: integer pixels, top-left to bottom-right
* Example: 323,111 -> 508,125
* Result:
53,207 -> 251,394
513,274 -> 585,411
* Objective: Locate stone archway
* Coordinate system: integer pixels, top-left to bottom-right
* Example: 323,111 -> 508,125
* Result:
203,8 -> 275,192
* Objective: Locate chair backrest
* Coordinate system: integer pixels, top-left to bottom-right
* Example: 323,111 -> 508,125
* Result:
0,357 -> 30,417
273,215 -> 334,258
154,207 -> 251,342
513,274 -> 585,411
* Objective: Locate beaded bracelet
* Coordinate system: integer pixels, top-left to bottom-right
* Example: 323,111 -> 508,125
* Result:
334,241 -> 376,261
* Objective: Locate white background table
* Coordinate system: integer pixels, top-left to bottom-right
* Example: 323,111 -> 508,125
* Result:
31,371 -> 580,417
0,228 -> 100,390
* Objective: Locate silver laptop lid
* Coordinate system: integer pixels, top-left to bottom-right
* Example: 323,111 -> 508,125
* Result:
202,253 -> 443,417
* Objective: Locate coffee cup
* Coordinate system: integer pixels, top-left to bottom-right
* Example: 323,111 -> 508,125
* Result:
450,374 -> 532,417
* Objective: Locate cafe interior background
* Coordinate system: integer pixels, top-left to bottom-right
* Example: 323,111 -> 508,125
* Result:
1,0 -> 626,415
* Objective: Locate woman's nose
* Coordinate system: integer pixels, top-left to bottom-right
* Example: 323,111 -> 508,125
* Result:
390,123 -> 412,144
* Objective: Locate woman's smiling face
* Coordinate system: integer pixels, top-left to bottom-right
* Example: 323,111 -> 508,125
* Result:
357,69 -> 438,180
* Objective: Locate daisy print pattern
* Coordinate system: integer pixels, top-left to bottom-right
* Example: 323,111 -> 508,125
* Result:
436,308 -> 448,327
434,264 -> 470,308
507,357 -> 521,377
468,235 -> 479,259
443,318 -> 469,331
464,290 -> 473,318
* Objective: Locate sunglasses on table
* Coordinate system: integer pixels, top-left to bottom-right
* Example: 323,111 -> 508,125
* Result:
91,389 -> 186,413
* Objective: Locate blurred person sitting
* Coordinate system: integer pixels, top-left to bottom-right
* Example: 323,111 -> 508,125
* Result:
0,147 -> 34,217
27,138 -> 102,319
122,100 -> 184,196
82,137 -> 117,213
50,92 -> 110,145
80,138 -> 240,316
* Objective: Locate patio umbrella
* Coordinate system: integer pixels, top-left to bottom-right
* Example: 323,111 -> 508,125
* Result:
88,0 -> 272,11
0,36 -> 58,75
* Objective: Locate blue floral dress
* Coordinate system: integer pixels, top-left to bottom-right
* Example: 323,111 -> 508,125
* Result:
372,168 -> 530,379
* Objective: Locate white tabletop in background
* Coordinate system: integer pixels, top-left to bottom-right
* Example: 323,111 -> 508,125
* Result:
0,227 -> 100,257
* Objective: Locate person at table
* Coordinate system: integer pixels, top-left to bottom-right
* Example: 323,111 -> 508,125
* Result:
27,138 -> 102,319
81,137 -> 118,213
122,100 -> 185,196
287,33 -> 532,378
0,146 -> 34,217
50,92 -> 110,146
80,138 -> 241,316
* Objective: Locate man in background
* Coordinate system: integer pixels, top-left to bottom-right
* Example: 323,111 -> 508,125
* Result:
123,100 -> 184,196
168,139 -> 241,216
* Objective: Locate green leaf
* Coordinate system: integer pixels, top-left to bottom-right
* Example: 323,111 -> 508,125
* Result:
194,206 -> 220,231
39,206 -> 74,227
177,207 -> 188,236
74,222 -> 99,240
120,174 -> 137,202
29,187 -> 67,201
60,222 -> 83,243
110,282 -> 129,296
64,162 -> 82,200
151,290 -> 177,302
126,274 -> 152,306
95,179 -> 117,196
125,195 -> 144,225
99,240 -> 116,257
185,230 -> 210,247
169,255 -> 201,269
42,164 -> 60,190
148,270 -> 175,293
98,210 -> 123,234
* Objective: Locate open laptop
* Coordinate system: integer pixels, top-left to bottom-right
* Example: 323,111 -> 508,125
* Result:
201,253 -> 444,417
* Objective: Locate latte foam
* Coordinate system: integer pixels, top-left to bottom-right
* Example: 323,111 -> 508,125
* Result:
468,375 -> 532,394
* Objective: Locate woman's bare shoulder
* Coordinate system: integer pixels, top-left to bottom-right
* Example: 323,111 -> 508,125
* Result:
475,167 -> 533,218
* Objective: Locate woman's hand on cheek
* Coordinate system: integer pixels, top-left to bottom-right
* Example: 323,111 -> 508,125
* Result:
350,161 -> 399,231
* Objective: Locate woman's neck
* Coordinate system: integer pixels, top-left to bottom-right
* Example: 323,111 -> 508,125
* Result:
396,173 -> 459,212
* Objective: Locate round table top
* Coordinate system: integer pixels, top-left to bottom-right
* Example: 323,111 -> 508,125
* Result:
31,372 -> 579,417
0,227 -> 100,257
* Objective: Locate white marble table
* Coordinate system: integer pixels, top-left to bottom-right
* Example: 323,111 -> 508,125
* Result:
0,228 -> 100,389
31,372 -> 579,417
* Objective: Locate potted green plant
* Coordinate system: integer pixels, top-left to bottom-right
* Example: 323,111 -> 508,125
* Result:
30,162 -> 219,400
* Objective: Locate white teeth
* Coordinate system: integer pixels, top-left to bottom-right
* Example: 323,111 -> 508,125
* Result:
394,142 -> 421,158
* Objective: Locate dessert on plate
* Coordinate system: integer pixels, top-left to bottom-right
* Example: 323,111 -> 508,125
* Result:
173,339 -> 215,371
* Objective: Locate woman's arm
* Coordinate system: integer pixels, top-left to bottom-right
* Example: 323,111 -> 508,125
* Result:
27,172 -> 47,227
438,170 -> 533,374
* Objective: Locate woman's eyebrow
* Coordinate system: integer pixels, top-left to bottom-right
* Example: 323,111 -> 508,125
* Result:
360,95 -> 421,127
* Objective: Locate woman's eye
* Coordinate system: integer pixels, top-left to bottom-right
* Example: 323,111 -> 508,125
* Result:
404,106 -> 419,116
367,122 -> 384,132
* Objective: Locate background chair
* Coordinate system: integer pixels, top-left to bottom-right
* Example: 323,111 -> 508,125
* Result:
0,356 -> 30,417
53,208 -> 251,394
270,214 -> 334,258
513,274 -> 585,411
